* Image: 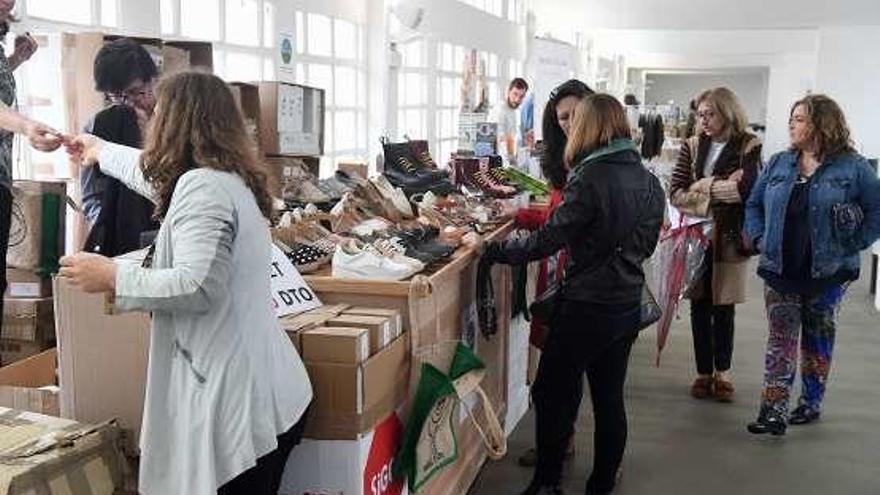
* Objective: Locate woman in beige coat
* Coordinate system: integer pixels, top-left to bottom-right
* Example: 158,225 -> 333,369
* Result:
670,87 -> 762,402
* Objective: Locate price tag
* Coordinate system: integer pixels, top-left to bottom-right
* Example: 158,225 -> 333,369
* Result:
270,244 -> 322,317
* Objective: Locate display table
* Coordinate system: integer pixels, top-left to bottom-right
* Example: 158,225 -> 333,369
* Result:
302,221 -> 515,495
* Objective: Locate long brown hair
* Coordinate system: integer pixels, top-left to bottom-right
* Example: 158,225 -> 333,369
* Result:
791,94 -> 856,160
141,71 -> 272,219
697,87 -> 750,141
564,94 -> 632,166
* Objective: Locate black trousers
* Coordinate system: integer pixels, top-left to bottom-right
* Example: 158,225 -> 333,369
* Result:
217,413 -> 307,495
0,185 -> 12,366
532,299 -> 638,493
690,257 -> 735,375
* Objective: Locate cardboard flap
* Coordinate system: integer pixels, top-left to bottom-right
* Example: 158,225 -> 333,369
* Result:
0,349 -> 56,388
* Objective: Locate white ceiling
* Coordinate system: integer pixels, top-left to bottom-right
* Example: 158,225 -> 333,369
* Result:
531,0 -> 880,30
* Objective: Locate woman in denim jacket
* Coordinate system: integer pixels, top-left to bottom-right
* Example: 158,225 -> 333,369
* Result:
744,94 -> 880,436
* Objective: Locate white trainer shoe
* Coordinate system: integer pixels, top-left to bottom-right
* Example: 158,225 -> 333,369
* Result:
332,239 -> 423,280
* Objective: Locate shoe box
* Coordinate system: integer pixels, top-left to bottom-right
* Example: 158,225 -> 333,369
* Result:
5,268 -> 53,299
257,81 -> 325,156
6,180 -> 67,275
1,297 -> 55,367
278,304 -> 352,354
0,348 -> 59,416
301,327 -> 370,365
325,314 -> 399,356
343,307 -> 403,338
302,331 -> 409,440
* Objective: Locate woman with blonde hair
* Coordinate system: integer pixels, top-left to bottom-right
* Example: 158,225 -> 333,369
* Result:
61,71 -> 312,494
745,94 -> 880,435
670,87 -> 762,402
474,93 -> 664,495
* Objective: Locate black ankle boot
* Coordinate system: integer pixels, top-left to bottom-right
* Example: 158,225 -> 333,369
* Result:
747,409 -> 787,436
789,405 -> 821,425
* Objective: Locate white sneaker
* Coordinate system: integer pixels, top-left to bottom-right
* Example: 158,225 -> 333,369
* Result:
372,175 -> 414,218
332,239 -> 423,280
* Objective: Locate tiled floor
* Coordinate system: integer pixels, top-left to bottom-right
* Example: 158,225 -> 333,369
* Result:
470,257 -> 880,494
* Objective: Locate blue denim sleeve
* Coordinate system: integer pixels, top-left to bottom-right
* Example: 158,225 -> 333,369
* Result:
744,154 -> 775,247
856,159 -> 880,250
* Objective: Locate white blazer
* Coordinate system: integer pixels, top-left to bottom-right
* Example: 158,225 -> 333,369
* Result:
97,142 -> 312,494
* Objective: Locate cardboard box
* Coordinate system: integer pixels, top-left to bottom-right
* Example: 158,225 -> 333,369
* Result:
304,333 -> 409,440
343,307 -> 403,339
337,161 -> 369,179
0,339 -> 49,366
5,268 -> 52,299
0,348 -> 59,416
257,81 -> 325,156
7,181 -> 67,272
54,278 -> 151,451
228,82 -> 262,156
2,297 -> 54,342
326,315 -> 394,356
302,327 -> 370,365
0,407 -> 125,495
279,304 -> 351,354
281,413 -> 407,495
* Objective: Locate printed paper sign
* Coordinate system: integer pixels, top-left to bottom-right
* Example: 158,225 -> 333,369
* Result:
270,244 -> 322,317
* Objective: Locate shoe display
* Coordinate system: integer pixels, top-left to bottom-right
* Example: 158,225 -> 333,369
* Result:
332,239 -> 423,281
788,405 -> 821,425
382,137 -> 457,196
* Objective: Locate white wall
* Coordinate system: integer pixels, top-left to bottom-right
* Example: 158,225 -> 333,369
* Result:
644,71 -> 769,124
816,26 -> 880,158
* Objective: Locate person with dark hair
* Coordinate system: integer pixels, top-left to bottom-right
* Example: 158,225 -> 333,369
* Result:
82,38 -> 160,256
745,94 -> 880,436
623,94 -> 639,106
510,79 -> 594,468
62,71 -> 312,495
492,77 -> 530,165
0,0 -> 65,365
467,94 -> 664,495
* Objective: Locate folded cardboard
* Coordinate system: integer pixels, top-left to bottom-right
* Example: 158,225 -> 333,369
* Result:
7,181 -> 67,272
0,339 -> 49,367
304,333 -> 409,440
0,407 -> 125,495
6,268 -> 52,299
302,327 -> 370,365
343,307 -> 403,339
0,348 -> 59,416
2,298 -> 54,342
54,278 -> 151,451
326,315 -> 393,356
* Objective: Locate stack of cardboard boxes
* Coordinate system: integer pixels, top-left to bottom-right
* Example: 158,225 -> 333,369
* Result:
2,180 -> 66,367
280,305 -> 409,440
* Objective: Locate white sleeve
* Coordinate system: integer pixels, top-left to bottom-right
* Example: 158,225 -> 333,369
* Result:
113,173 -> 236,314
96,141 -> 158,204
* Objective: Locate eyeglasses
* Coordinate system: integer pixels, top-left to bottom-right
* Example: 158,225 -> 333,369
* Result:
697,110 -> 716,120
106,85 -> 154,105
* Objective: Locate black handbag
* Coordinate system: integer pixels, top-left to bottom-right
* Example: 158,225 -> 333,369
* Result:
529,184 -> 661,332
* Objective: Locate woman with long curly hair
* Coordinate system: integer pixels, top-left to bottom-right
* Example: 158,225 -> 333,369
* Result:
61,71 -> 312,494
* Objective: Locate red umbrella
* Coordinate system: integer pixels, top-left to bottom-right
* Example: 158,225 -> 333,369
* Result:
653,213 -> 711,366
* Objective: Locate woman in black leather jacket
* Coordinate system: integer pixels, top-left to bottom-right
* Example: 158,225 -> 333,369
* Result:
477,94 -> 664,495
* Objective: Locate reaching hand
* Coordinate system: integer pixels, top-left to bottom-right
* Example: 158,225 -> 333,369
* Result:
25,121 -> 64,152
728,169 -> 745,183
58,252 -> 117,293
9,34 -> 38,68
64,134 -> 104,167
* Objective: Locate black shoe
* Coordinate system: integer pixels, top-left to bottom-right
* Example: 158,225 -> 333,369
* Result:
747,410 -> 787,436
789,405 -> 821,425
519,481 -> 564,495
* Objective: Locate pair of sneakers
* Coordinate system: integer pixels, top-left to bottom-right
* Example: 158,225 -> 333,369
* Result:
332,238 -> 425,281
